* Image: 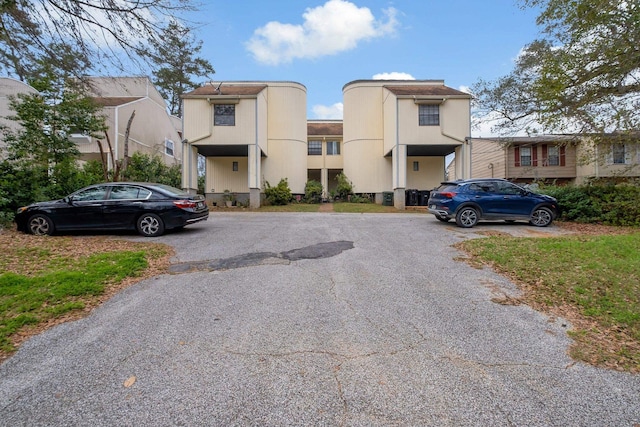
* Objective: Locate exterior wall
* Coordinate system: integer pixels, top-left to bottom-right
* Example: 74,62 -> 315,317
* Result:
0,78 -> 39,156
406,156 -> 444,189
262,83 -> 307,194
343,83 -> 389,193
206,157 -> 249,194
78,77 -> 182,167
506,143 -> 576,181
576,141 -> 640,183
469,139 -> 506,179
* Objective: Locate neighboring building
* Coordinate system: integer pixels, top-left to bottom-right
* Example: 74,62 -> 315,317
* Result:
182,79 -> 473,209
71,76 -> 182,168
459,135 -> 640,185
0,77 -> 39,158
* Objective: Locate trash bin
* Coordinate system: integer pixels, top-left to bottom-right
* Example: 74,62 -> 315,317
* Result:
405,189 -> 419,206
382,191 -> 394,206
419,190 -> 431,206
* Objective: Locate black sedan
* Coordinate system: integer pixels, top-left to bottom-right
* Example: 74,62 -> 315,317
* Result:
16,182 -> 209,237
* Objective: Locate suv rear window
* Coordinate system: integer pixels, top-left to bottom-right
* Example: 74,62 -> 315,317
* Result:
436,184 -> 459,192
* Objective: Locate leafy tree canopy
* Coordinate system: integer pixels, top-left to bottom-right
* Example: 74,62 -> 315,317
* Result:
473,0 -> 640,139
150,19 -> 215,117
0,0 -> 196,80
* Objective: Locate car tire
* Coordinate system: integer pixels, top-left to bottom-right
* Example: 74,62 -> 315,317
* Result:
136,213 -> 165,237
530,207 -> 553,227
455,207 -> 479,228
27,214 -> 54,236
436,216 -> 450,223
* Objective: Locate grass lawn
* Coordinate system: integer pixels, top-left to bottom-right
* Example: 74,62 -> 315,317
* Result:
0,232 -> 173,361
457,231 -> 640,373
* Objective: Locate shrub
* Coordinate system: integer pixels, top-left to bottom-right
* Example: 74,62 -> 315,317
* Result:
545,184 -> 640,226
304,180 -> 323,203
335,173 -> 353,200
264,178 -> 292,206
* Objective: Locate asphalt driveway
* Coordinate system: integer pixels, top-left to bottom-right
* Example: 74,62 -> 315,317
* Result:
1,212 -> 638,426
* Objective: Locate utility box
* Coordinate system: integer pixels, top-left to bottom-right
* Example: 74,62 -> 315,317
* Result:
382,191 -> 394,206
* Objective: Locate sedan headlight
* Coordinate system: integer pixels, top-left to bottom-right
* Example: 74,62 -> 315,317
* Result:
16,206 -> 28,214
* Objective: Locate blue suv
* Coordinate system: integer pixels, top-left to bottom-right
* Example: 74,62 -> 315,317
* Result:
427,178 -> 558,228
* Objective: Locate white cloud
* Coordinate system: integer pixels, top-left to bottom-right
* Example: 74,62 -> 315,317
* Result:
246,0 -> 399,65
372,72 -> 415,80
312,102 -> 344,119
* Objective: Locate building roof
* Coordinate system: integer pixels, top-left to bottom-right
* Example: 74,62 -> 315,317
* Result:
307,121 -> 343,136
384,85 -> 470,97
92,97 -> 143,107
184,84 -> 267,97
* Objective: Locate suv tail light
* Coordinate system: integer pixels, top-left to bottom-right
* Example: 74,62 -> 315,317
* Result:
440,192 -> 456,198
173,200 -> 196,209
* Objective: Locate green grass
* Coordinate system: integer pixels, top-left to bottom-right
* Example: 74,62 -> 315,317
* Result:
331,202 -> 403,213
458,233 -> 640,371
0,251 -> 148,353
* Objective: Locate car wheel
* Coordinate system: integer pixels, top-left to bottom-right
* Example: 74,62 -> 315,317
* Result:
455,207 -> 479,228
530,207 -> 553,227
136,213 -> 165,237
27,214 -> 54,236
436,216 -> 450,223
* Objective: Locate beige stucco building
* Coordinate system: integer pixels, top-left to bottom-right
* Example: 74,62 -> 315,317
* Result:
71,76 -> 182,168
182,79 -> 472,209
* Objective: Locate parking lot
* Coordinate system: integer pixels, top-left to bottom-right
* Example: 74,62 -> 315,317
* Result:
1,212 -> 639,426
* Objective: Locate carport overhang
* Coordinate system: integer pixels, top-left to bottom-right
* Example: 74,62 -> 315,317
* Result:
385,144 -> 459,157
194,144 -> 266,157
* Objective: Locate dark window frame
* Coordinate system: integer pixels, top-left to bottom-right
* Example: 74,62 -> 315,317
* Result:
419,104 -> 440,126
308,140 -> 322,155
214,104 -> 236,126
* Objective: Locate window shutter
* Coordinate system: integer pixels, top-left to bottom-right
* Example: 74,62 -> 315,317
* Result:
514,146 -> 520,167
560,145 -> 566,166
542,145 -> 548,166
532,145 -> 538,166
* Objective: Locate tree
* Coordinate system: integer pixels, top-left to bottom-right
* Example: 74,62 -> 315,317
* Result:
473,0 -> 640,138
0,0 -> 196,80
0,65 -> 107,210
150,19 -> 215,117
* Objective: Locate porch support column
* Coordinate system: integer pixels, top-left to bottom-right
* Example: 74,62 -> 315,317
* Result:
248,143 -> 261,209
182,141 -> 199,194
392,144 -> 407,210
321,168 -> 329,200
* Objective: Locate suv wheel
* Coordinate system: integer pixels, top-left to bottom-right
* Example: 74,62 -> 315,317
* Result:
455,207 -> 479,228
530,207 -> 553,227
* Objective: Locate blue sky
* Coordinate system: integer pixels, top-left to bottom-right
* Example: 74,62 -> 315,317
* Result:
186,0 -> 542,135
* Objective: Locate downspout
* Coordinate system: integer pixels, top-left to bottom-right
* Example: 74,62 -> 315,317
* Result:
114,105 -> 119,163
395,97 -> 399,190
254,99 -> 259,189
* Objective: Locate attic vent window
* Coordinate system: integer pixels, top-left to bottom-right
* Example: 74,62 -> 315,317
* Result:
214,104 -> 235,126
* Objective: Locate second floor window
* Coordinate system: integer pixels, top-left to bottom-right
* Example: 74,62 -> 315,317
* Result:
612,144 -> 626,164
308,141 -> 322,155
214,104 -> 235,126
547,146 -> 559,166
519,147 -> 532,166
326,141 -> 340,155
419,104 -> 439,126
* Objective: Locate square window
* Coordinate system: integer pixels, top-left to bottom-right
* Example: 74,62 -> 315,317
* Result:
214,104 -> 235,126
308,141 -> 322,155
419,104 -> 439,126
326,141 -> 340,155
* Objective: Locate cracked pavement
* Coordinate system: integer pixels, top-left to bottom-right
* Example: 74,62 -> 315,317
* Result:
0,212 -> 638,426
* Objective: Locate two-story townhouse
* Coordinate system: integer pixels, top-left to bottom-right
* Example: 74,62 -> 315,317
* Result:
458,135 -> 639,185
343,80 -> 472,208
182,81 -> 307,208
70,76 -> 182,169
182,79 -> 472,209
